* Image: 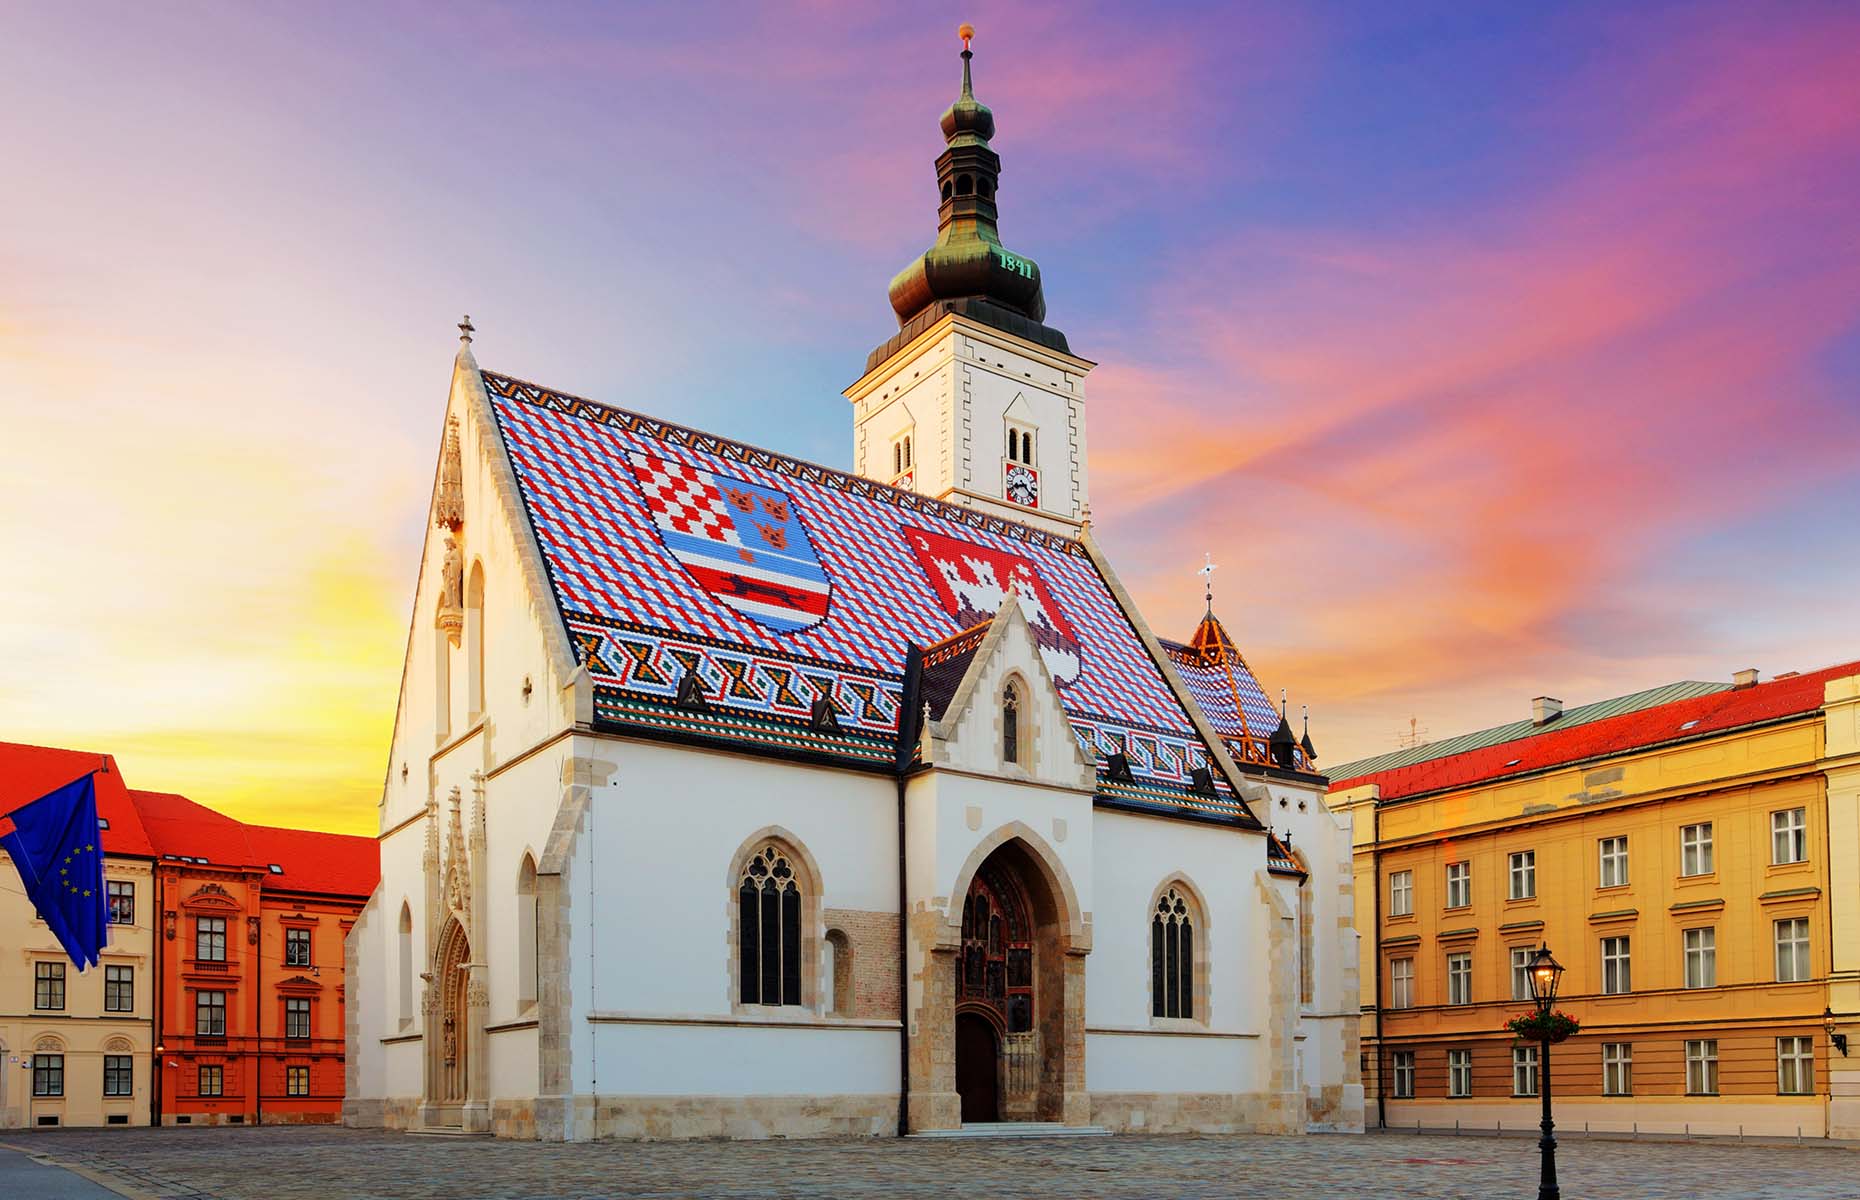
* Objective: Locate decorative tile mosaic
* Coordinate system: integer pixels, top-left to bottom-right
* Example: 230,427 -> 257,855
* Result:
484,371 -> 1259,818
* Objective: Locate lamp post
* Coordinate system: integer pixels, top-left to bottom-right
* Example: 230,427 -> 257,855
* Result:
1827,1007 -> 1849,1057
1526,944 -> 1566,1200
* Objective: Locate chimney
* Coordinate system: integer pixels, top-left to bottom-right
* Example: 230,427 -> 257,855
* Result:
1532,696 -> 1563,726
1733,668 -> 1759,689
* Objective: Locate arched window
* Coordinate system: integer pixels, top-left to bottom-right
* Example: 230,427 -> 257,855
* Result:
941,180 -> 954,201
397,901 -> 414,1028
978,177 -> 993,198
1007,429 -> 1019,461
956,174 -> 974,196
1002,684 -> 1021,765
1152,885 -> 1196,1020
516,856 -> 539,1011
824,929 -> 852,1016
893,441 -> 902,476
902,435 -> 912,469
465,562 -> 486,722
738,844 -> 803,1006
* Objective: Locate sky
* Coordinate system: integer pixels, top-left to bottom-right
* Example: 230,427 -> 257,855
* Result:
3,2 -> 1857,834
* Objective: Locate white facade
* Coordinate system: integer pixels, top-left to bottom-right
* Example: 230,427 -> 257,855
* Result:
344,330 -> 1363,1140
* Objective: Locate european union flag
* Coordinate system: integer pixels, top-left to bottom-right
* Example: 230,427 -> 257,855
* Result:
2,772 -> 108,969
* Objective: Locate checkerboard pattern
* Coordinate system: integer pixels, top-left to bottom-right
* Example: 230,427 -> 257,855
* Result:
632,453 -> 735,540
483,371 -> 1255,804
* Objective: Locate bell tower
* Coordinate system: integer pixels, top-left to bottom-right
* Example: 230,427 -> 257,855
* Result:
845,25 -> 1094,535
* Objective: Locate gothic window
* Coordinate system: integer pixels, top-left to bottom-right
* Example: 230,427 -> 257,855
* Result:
517,855 -> 540,1010
1151,885 -> 1197,1020
397,901 -> 414,1028
738,845 -> 802,1007
1006,423 -> 1035,465
890,431 -> 914,482
959,865 -> 1034,1033
1002,684 -> 1021,765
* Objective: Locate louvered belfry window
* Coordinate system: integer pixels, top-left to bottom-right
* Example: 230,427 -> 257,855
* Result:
739,846 -> 802,1006
1152,887 -> 1195,1019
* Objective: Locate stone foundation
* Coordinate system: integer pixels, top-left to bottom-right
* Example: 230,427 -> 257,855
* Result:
580,1093 -> 898,1140
1307,1083 -> 1366,1132
344,1096 -> 419,1130
493,1098 -> 536,1140
1089,1091 -> 1305,1135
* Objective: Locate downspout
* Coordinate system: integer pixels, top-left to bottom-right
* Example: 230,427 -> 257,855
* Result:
152,862 -> 163,1127
893,646 -> 924,1138
1372,801 -> 1385,1130
253,878 -> 263,1128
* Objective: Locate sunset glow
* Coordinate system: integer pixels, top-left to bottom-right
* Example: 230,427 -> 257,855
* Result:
4,3 -> 1855,832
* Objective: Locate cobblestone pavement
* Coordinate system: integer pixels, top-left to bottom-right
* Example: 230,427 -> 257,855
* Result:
4,1126 -> 1857,1200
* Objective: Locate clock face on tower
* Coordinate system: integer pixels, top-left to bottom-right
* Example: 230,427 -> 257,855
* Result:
1003,461 -> 1040,508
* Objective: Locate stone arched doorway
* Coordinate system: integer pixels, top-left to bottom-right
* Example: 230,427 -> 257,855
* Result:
421,916 -> 485,1129
916,830 -> 1087,1131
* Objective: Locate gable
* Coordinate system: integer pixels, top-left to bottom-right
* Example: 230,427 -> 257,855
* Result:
928,604 -> 1096,791
483,371 -> 1256,823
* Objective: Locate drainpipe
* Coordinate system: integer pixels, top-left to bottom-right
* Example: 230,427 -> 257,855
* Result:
152,863 -> 163,1128
1372,801 -> 1386,1130
253,881 -> 263,1128
893,646 -> 924,1138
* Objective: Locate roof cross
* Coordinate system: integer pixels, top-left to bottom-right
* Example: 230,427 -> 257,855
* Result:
1196,553 -> 1218,614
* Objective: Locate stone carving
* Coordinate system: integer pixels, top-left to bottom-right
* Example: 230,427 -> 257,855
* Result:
435,415 -> 464,533
437,535 -> 465,646
444,788 -> 470,922
442,1014 -> 457,1067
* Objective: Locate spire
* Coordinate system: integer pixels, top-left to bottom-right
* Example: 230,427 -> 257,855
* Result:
1300,704 -> 1317,762
885,25 -> 1057,340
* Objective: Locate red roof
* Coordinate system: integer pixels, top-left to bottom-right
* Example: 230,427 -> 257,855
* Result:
1333,660 -> 1860,802
131,789 -> 378,898
0,740 -> 155,857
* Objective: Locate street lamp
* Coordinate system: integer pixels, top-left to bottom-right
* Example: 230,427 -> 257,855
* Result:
1525,944 -> 1566,1200
1826,1008 -> 1849,1057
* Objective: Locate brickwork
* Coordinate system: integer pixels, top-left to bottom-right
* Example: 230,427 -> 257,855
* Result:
821,907 -> 900,1021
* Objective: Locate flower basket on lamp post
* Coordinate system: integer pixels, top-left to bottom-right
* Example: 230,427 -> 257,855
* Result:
1506,1010 -> 1580,1045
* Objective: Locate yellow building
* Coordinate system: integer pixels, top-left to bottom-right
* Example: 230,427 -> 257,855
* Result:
1,744 -> 156,1129
1329,660 -> 1860,1139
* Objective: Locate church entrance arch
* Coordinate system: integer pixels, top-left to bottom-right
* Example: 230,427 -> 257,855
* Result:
940,834 -> 1083,1126
429,916 -> 471,1117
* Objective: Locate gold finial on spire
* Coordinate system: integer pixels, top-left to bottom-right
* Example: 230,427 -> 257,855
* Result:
959,22 -> 975,49
458,314 -> 475,344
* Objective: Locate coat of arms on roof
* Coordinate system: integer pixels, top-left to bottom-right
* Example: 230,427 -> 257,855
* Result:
625,450 -> 832,634
902,524 -> 1082,684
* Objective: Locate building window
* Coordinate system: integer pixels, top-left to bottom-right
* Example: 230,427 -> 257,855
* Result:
198,1064 -> 223,1097
737,844 -> 802,1007
1601,936 -> 1632,994
284,928 -> 312,968
1508,851 -> 1536,900
1006,423 -> 1035,466
1772,808 -> 1807,865
1444,861 -> 1470,909
1447,1048 -> 1472,1098
891,431 -> 914,481
1447,952 -> 1472,1005
1777,1036 -> 1814,1095
1391,1050 -> 1415,1098
196,916 -> 227,962
107,880 -> 135,925
1389,957 -> 1414,1009
1680,822 -> 1714,876
34,961 -> 66,1010
1602,1042 -> 1633,1095
285,997 -> 311,1040
1511,947 -> 1533,1001
1001,684 -> 1020,764
1151,886 -> 1196,1020
286,1065 -> 310,1097
196,990 -> 227,1037
1513,1045 -> 1540,1097
1389,870 -> 1413,917
104,1055 -> 133,1097
33,1054 -> 64,1097
1683,927 -> 1716,989
105,964 -> 134,1013
397,901 -> 414,1028
1598,835 -> 1629,888
1686,1039 -> 1719,1095
1774,918 -> 1810,983
517,856 -> 540,1011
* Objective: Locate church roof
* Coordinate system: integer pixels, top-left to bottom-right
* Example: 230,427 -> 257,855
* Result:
1159,613 -> 1312,773
482,370 -> 1266,827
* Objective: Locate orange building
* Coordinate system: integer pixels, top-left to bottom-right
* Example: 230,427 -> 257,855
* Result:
1330,662 -> 1860,1139
136,791 -> 377,1126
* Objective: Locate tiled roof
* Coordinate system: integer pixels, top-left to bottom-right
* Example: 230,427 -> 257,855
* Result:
132,789 -> 378,898
0,740 -> 155,858
1331,660 -> 1860,802
484,371 -> 1258,825
1326,680 -> 1729,782
1159,613 -> 1308,772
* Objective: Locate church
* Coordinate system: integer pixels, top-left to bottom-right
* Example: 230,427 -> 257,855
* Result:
344,32 -> 1363,1141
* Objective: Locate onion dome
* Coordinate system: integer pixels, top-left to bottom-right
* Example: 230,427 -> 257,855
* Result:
885,27 -> 1057,339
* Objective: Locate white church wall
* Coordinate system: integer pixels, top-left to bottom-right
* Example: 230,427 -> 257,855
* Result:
952,327 -> 1088,522
1086,1030 -> 1258,1095
591,1024 -> 898,1098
